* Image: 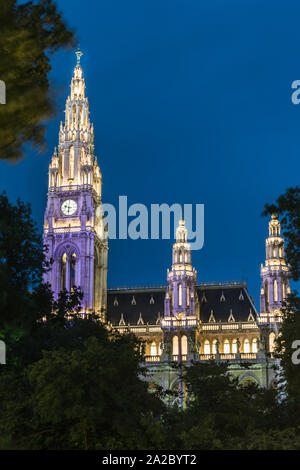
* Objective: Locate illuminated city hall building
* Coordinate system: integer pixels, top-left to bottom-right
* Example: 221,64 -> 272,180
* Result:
44,52 -> 290,391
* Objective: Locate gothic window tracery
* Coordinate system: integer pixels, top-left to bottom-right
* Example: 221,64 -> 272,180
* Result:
204,340 -> 210,354
172,335 -> 179,355
181,335 -> 188,355
224,339 -> 230,354
269,332 -> 276,353
244,339 -> 250,353
150,342 -> 157,356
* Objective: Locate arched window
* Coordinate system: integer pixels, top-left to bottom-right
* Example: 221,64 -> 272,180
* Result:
184,252 -> 188,263
181,335 -> 188,355
269,332 -> 276,353
212,340 -> 217,354
150,342 -> 157,356
273,247 -> 277,258
204,340 -> 210,354
274,279 -> 278,302
179,251 -> 183,263
172,336 -> 179,355
187,286 -> 190,307
232,339 -> 237,354
70,253 -> 76,289
61,253 -> 67,290
69,146 -> 74,180
224,339 -> 230,354
244,339 -> 250,353
279,247 -> 283,258
178,284 -> 182,307
252,338 -> 258,353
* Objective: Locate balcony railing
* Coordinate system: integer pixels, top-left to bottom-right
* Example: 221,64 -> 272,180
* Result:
49,184 -> 93,192
201,322 -> 259,332
172,354 -> 188,362
145,355 -> 161,362
44,226 -> 93,234
257,316 -> 283,324
161,318 -> 197,328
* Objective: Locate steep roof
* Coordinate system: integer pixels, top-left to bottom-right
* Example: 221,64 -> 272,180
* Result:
107,282 -> 258,326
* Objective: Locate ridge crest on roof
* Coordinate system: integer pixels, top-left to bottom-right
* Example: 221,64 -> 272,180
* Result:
108,280 -> 246,292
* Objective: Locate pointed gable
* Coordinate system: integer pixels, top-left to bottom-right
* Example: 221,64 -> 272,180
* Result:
228,309 -> 235,322
209,310 -> 216,322
248,309 -> 255,322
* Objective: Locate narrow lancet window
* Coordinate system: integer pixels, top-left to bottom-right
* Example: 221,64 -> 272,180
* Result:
70,253 -> 76,289
274,279 -> 278,302
178,284 -> 182,307
69,146 -> 74,180
61,253 -> 67,290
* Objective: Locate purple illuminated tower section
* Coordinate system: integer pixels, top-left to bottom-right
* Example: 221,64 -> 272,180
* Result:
260,214 -> 290,316
43,50 -> 108,319
164,218 -> 197,318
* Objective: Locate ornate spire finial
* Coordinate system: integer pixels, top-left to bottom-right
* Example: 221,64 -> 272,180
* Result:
75,48 -> 83,66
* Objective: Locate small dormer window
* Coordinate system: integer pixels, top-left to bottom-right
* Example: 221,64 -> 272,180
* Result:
220,291 -> 226,302
228,310 -> 235,322
248,310 -> 255,322
150,295 -> 155,305
131,296 -> 136,306
209,310 -> 215,323
113,297 -> 118,307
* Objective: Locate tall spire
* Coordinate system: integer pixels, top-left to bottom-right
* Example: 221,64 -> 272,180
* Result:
75,48 -> 83,66
48,49 -> 100,197
164,218 -> 197,318
260,214 -> 290,315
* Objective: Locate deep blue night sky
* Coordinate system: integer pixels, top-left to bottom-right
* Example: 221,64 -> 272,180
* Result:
1,0 -> 300,307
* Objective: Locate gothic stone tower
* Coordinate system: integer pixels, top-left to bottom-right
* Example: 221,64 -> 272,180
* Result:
43,50 -> 108,319
260,214 -> 290,316
162,218 -> 198,360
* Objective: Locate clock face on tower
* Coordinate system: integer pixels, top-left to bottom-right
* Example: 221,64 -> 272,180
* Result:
61,199 -> 77,216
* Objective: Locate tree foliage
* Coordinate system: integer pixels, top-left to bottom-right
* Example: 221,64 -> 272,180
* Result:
263,186 -> 300,401
0,0 -> 75,160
